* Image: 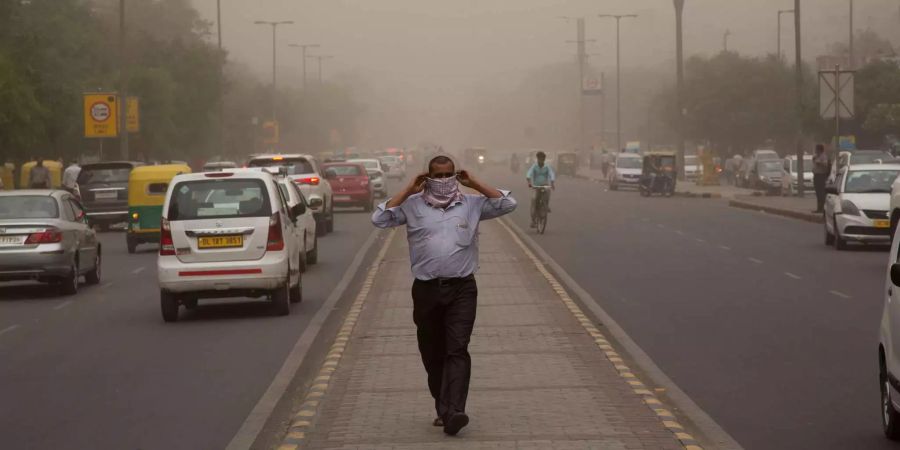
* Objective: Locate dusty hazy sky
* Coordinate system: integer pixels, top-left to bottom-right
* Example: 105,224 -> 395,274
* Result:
191,1 -> 900,146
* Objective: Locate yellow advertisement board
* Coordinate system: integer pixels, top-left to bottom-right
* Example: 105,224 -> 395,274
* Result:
84,93 -> 119,138
126,96 -> 140,133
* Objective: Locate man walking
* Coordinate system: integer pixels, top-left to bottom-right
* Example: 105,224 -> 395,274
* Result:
371,155 -> 516,435
29,158 -> 51,189
812,144 -> 830,213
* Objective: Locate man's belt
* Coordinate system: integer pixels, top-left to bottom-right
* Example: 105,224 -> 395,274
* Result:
417,274 -> 475,287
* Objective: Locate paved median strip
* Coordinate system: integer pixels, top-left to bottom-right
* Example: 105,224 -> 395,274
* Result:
497,219 -> 703,450
276,229 -> 396,450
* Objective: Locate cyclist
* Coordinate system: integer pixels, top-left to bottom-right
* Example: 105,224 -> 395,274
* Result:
526,151 -> 555,228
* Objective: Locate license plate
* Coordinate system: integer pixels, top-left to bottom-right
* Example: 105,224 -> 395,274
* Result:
334,195 -> 351,201
198,235 -> 243,249
95,191 -> 117,200
875,219 -> 890,229
0,235 -> 25,246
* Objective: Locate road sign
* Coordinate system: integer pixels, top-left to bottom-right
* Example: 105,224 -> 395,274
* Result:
819,68 -> 855,119
262,121 -> 279,145
126,97 -> 140,133
582,76 -> 602,96
83,93 -> 118,138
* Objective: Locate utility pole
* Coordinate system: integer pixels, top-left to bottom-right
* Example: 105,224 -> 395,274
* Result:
674,0 -> 685,180
723,29 -> 731,52
849,0 -> 855,68
562,16 -> 594,152
794,0 -> 805,197
777,9 -> 795,60
217,0 -> 224,155
307,55 -> 334,84
254,20 -> 294,122
598,14 -> 637,154
119,0 -> 129,160
289,44 -> 320,89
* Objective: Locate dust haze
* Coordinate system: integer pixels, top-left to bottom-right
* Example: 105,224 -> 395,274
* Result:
193,0 -> 900,151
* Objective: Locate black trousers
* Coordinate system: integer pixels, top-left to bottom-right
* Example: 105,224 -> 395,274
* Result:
814,173 -> 828,212
411,276 -> 478,421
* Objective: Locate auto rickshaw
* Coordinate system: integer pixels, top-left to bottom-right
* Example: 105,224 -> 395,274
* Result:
19,160 -> 63,188
557,152 -> 578,176
126,164 -> 192,253
1,163 -> 14,190
639,152 -> 677,197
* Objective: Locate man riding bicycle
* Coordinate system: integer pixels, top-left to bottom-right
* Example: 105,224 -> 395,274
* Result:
526,151 -> 555,228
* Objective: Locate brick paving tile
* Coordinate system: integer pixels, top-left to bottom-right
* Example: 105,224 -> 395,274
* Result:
300,221 -> 685,450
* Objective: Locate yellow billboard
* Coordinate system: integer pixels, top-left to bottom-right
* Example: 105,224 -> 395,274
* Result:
126,96 -> 140,133
84,93 -> 119,138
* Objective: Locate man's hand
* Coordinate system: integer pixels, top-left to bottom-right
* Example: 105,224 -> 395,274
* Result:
386,173 -> 427,209
458,170 -> 476,188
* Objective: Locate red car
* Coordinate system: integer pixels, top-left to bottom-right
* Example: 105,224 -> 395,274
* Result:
322,162 -> 374,211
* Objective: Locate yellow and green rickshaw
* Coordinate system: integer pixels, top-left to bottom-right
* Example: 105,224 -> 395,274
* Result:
126,164 -> 192,253
1,163 -> 14,190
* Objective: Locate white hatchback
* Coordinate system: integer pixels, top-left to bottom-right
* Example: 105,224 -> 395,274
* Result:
157,170 -> 304,322
824,164 -> 900,250
276,177 -> 319,272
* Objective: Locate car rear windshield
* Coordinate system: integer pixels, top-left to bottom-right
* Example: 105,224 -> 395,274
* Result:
168,179 -> 271,220
617,158 -> 641,169
326,165 -> 363,176
77,164 -> 133,184
844,170 -> 900,194
759,160 -> 782,172
0,196 -> 59,219
248,157 -> 314,175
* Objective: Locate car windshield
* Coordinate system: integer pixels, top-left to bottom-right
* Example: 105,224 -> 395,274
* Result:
617,158 -> 642,169
327,165 -> 363,176
0,196 -> 59,219
77,165 -> 132,184
168,179 -> 271,220
248,157 -> 314,175
851,152 -> 892,165
843,170 -> 900,193
759,161 -> 782,172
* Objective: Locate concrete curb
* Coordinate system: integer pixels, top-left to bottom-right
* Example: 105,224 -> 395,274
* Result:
728,199 -> 824,224
501,217 -> 744,450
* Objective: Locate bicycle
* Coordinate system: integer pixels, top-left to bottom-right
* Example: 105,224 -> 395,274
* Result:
531,186 -> 551,234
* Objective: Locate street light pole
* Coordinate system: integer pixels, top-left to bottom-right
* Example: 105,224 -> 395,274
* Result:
119,0 -> 129,160
254,20 -> 294,122
288,44 -> 320,89
217,0 -> 224,155
849,0 -> 855,68
777,9 -> 795,60
562,16 -> 595,152
794,0 -> 805,197
674,0 -> 685,180
598,14 -> 637,153
307,55 -> 334,84
723,29 -> 731,52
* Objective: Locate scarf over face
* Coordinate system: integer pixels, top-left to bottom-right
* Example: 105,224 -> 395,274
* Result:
423,175 -> 463,208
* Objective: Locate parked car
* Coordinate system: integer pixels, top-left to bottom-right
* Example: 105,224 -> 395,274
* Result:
608,153 -> 642,190
322,162 -> 374,211
247,154 -> 334,236
830,150 -> 895,184
781,154 -> 813,196
348,159 -> 388,198
751,159 -> 784,193
157,170 -> 305,322
378,155 -> 406,179
77,161 -> 143,231
0,190 -> 101,294
276,177 -> 318,272
738,149 -> 779,188
825,164 -> 900,250
684,155 -> 703,180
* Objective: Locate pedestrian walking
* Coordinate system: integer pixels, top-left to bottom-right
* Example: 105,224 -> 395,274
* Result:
812,144 -> 830,213
371,155 -> 517,436
63,160 -> 81,194
29,158 -> 51,189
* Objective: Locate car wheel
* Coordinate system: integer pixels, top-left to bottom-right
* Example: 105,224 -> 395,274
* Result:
824,221 -> 835,245
834,216 -> 848,250
58,260 -> 79,295
182,298 -> 198,310
307,235 -> 318,265
326,208 -> 334,233
272,277 -> 291,315
84,250 -> 101,285
883,356 -> 900,440
315,214 -> 327,237
126,235 -> 137,254
290,273 -> 303,304
298,238 -> 308,274
160,290 -> 179,322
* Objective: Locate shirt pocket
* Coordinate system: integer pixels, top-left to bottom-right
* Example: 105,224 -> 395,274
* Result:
451,217 -> 475,247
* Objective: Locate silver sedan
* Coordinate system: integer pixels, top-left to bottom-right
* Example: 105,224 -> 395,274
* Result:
0,190 -> 101,295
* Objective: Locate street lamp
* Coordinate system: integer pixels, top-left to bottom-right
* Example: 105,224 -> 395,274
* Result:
288,43 -> 320,89
598,13 -> 637,153
777,9 -> 794,60
723,29 -> 732,52
674,0 -> 685,180
306,54 -> 334,84
254,20 -> 294,121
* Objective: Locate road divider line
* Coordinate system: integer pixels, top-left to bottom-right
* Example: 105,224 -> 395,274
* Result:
131,266 -> 145,275
784,272 -> 802,280
830,290 -> 852,299
0,324 -> 20,336
718,245 -> 731,251
748,257 -> 763,264
53,300 -> 73,310
675,230 -> 684,235
101,282 -> 114,289
695,238 -> 706,243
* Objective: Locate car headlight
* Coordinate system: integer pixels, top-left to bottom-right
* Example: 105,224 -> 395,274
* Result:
840,199 -> 860,216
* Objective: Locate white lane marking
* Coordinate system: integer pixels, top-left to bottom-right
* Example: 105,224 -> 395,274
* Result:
695,238 -> 706,243
53,300 -> 73,310
101,282 -> 114,289
748,257 -> 764,264
784,272 -> 802,280
675,230 -> 684,235
830,290 -> 852,299
657,224 -> 666,229
0,324 -> 20,336
718,245 -> 731,251
131,266 -> 146,275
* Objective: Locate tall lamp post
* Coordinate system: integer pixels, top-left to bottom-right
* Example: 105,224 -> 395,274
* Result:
777,9 -> 795,60
254,20 -> 294,121
307,55 -> 334,84
794,0 -> 804,197
561,16 -> 595,152
674,0 -> 685,180
119,0 -> 129,160
598,13 -> 637,153
288,43 -> 320,89
849,0 -> 855,68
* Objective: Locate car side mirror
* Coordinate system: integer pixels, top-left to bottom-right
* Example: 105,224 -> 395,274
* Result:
308,197 -> 324,208
291,203 -> 306,218
892,264 -> 900,287
825,185 -> 839,195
